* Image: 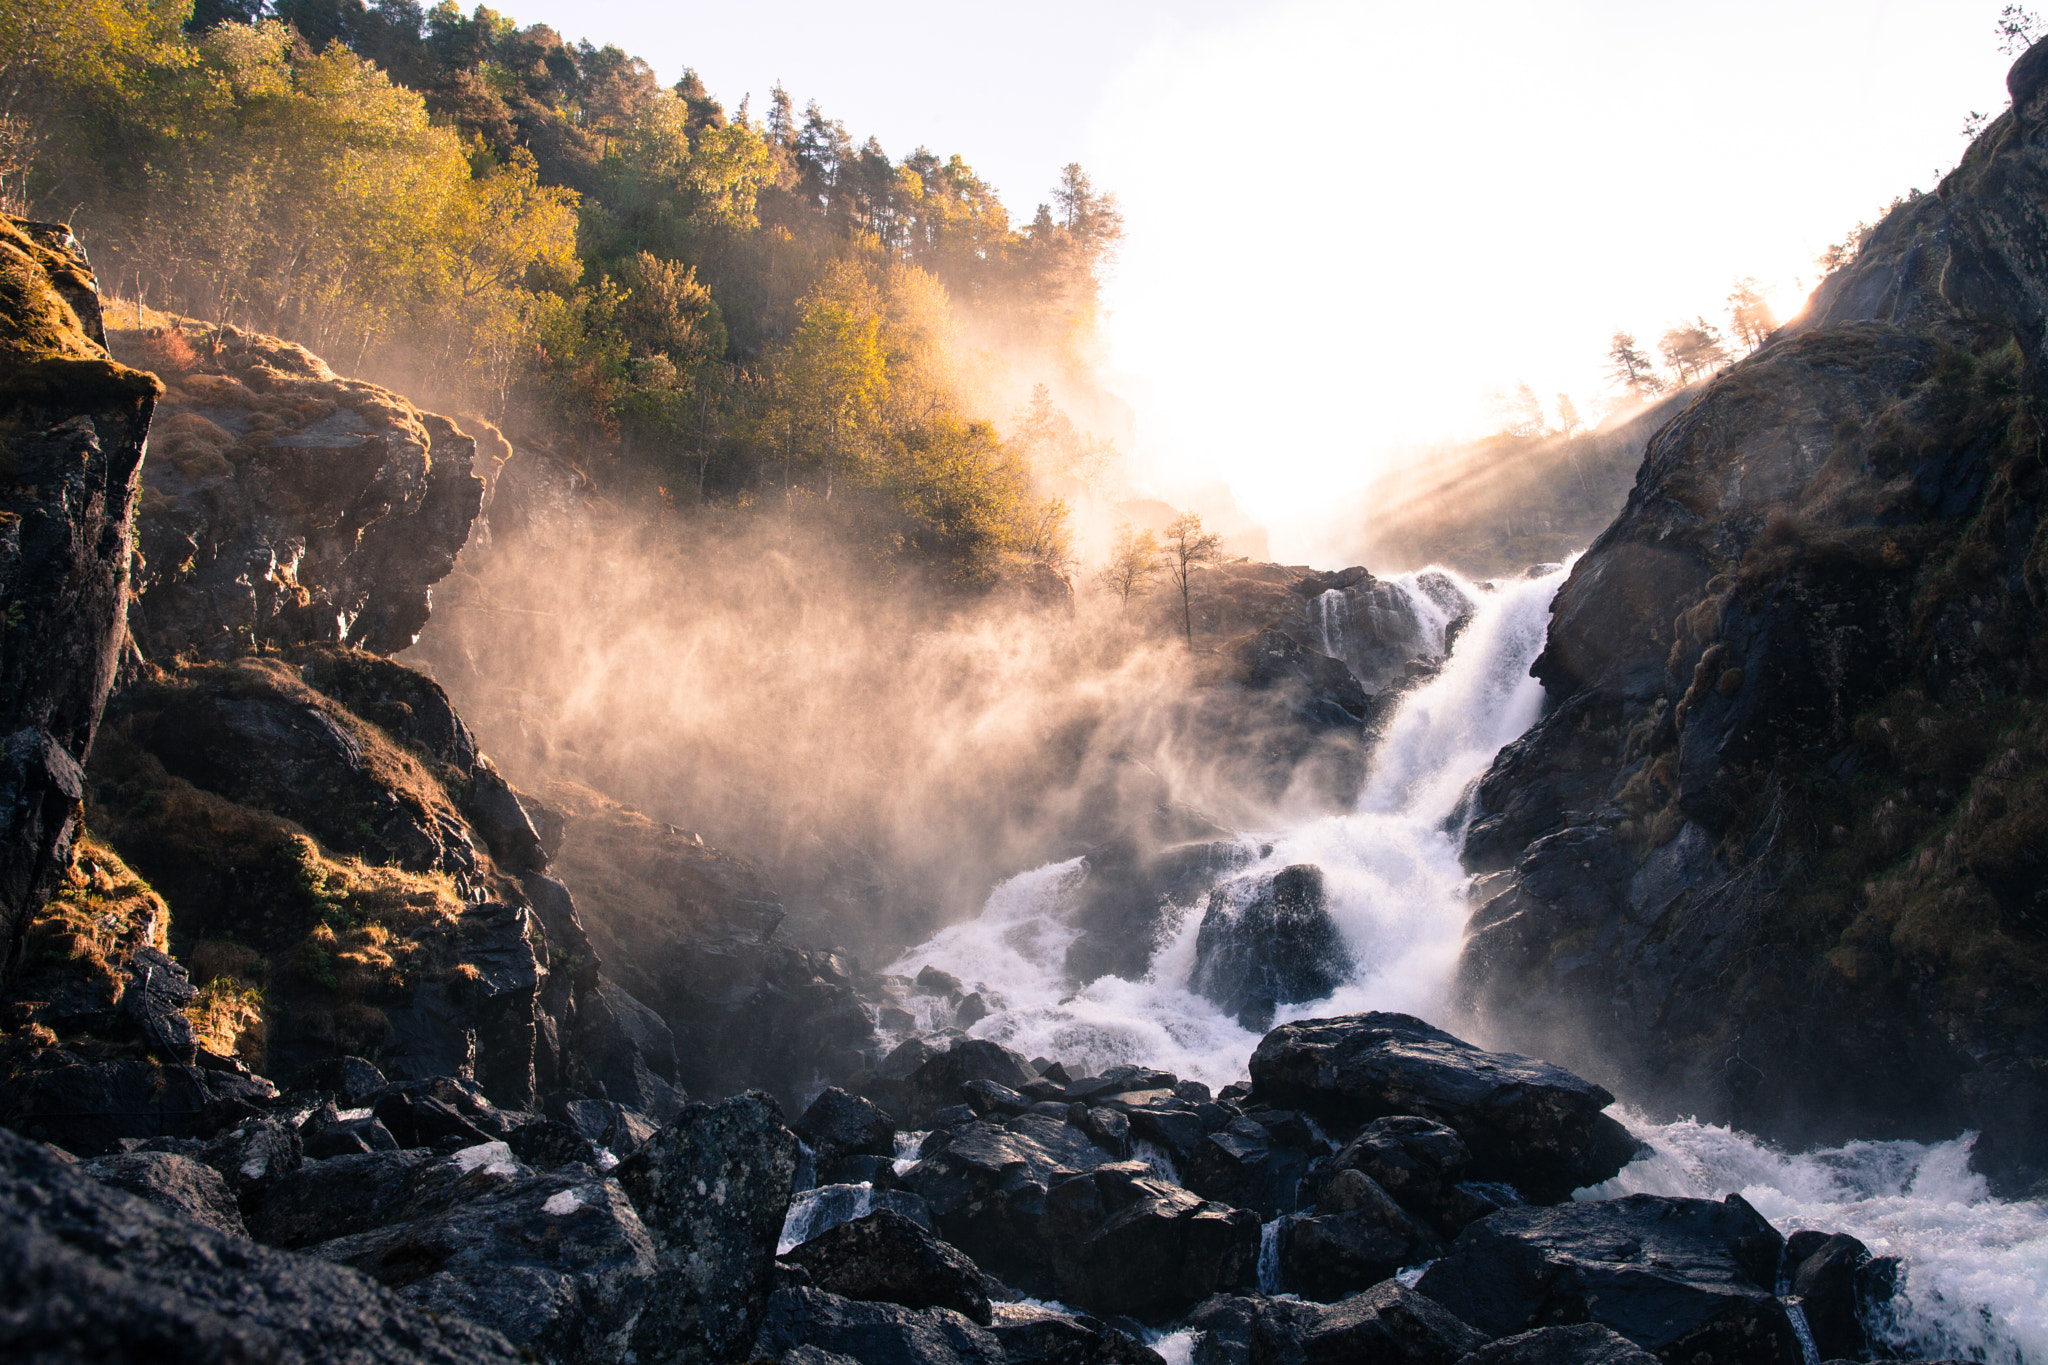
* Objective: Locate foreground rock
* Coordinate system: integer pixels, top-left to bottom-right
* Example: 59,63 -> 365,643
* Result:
616,1092 -> 799,1364
0,1125 -> 521,1362
1185,1281 -> 1487,1365
1416,1193 -> 1801,1365
781,1208 -> 999,1324
1192,864 -> 1352,1031
1250,1012 -> 1639,1201
0,217 -> 159,972
753,1284 -> 1004,1365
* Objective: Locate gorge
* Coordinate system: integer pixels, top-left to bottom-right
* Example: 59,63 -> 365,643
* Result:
2,15 -> 2048,1365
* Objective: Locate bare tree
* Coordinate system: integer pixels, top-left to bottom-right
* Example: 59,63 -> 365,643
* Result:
1095,523 -> 1162,607
1165,511 -> 1223,645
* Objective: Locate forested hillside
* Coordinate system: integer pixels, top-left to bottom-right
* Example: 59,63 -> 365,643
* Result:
4,0 -> 1126,583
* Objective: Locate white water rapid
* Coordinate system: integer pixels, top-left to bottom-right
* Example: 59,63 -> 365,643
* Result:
882,563 -> 2046,1363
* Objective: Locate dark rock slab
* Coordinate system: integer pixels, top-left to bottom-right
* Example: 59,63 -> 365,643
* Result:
290,1056 -> 389,1103
308,1162 -> 656,1365
1790,1233 -> 1897,1364
0,1124 -> 520,1362
1279,1166 -> 1443,1301
901,1038 -> 1038,1128
617,1091 -> 799,1364
1326,1115 -> 1503,1237
244,1149 -> 443,1249
798,1086 -> 897,1160
1456,1324 -> 1660,1365
1417,1193 -> 1800,1365
1181,1112 -> 1327,1219
782,1208 -> 998,1324
79,1150 -> 246,1237
1038,1161 -> 1261,1320
0,1055 -> 275,1155
1186,1282 -> 1485,1365
1192,864 -> 1352,1030
753,1285 -> 1005,1365
986,1301 -> 1165,1365
1249,1013 -> 1639,1201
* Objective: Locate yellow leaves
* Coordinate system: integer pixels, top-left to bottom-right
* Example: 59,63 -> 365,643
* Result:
682,119 -> 778,234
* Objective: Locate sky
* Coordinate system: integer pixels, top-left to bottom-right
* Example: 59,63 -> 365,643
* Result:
510,0 -> 2019,558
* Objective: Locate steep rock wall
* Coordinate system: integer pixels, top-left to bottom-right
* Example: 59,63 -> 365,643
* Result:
0,219 -> 159,973
1457,45 -> 2048,1191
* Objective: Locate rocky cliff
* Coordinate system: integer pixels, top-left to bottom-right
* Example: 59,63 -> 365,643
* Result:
0,220 -> 159,976
1459,45 -> 2048,1191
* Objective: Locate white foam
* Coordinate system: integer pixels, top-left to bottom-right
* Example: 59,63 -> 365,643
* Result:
1589,1111 -> 2048,1365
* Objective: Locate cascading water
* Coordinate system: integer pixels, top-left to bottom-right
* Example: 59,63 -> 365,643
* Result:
884,562 -> 2045,1362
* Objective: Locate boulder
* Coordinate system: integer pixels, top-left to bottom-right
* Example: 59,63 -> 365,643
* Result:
0,1125 -> 521,1362
1279,1167 -> 1443,1301
1180,1111 -> 1328,1219
1186,1282 -> 1486,1365
616,1092 -> 800,1365
986,1301 -> 1165,1365
900,1039 -> 1038,1127
244,1149 -> 443,1249
1456,1324 -> 1660,1365
1417,1193 -> 1801,1365
752,1284 -> 1005,1365
797,1086 -> 897,1162
308,1162 -> 656,1365
1192,865 -> 1352,1030
78,1150 -> 246,1237
1325,1115 -> 1503,1237
290,1056 -> 389,1103
902,1115 -> 1117,1281
779,1182 -> 937,1253
1789,1233 -> 1896,1363
1037,1161 -> 1261,1320
0,1054 -> 275,1155
1249,1013 -> 1639,1201
781,1209 -> 999,1324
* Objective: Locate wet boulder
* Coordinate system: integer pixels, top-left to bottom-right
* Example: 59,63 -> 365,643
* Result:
779,1183 -> 936,1253
1186,1281 -> 1485,1365
1416,1193 -> 1801,1365
616,1091 -> 800,1365
78,1150 -> 247,1237
901,1115 -> 1118,1283
1181,1110 -> 1329,1219
1788,1232 -> 1896,1363
1249,1013 -> 1640,1201
1192,865 -> 1352,1031
0,1125 -> 522,1363
986,1301 -> 1166,1365
1279,1167 -> 1444,1301
900,1038 -> 1038,1127
1038,1161 -> 1262,1320
798,1086 -> 898,1165
307,1162 -> 656,1365
781,1208 -> 1000,1324
752,1284 -> 1006,1365
1324,1115 -> 1504,1237
1456,1324 -> 1660,1365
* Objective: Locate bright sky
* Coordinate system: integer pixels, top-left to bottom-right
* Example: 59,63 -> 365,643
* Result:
511,0 -> 2017,558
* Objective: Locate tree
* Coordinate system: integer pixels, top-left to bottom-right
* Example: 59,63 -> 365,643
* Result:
1726,278 -> 1778,352
1494,381 -> 1546,438
1999,5 -> 2043,54
1659,317 -> 1731,384
1164,511 -> 1223,644
1095,523 -> 1161,607
1606,331 -> 1665,400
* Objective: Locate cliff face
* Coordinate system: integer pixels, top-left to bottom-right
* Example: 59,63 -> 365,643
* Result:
1458,45 -> 2048,1190
119,321 -> 483,659
0,219 -> 160,973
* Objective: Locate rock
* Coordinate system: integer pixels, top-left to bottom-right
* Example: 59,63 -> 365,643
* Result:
1416,1193 -> 1800,1365
373,1091 -> 492,1150
986,1301 -> 1166,1365
117,945 -> 200,1065
243,1148 -> 443,1249
304,1113 -> 402,1158
547,1096 -> 658,1157
1192,864 -> 1353,1031
307,1162 -> 656,1365
1249,1013 -> 1639,1201
0,218 -> 158,972
1062,832 -> 1252,988
798,1086 -> 898,1174
615,1091 -> 800,1365
0,1055 -> 275,1155
505,1117 -> 610,1171
782,1208 -> 999,1324
174,1117 -> 304,1212
917,965 -> 966,996
1186,1282 -> 1485,1365
1326,1115 -> 1501,1237
1789,1233 -> 1895,1363
1037,1161 -> 1262,1319
123,321 -> 483,660
902,1115 -> 1117,1281
566,980 -> 686,1122
901,1039 -> 1038,1127
78,1150 -> 247,1237
1279,1167 -> 1443,1300
0,1124 -> 521,1362
1238,630 -> 1370,730
753,1284 -> 1006,1365
962,1079 -> 1033,1119
955,993 -> 989,1028
1456,1324 -> 1659,1365
1067,1104 -> 1132,1159
290,1056 -> 389,1102
1180,1108 -> 1329,1220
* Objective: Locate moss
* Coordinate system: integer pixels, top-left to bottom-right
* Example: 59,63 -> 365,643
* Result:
0,217 -> 163,406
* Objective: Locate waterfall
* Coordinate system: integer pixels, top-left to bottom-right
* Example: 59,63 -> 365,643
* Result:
883,562 -> 2047,1364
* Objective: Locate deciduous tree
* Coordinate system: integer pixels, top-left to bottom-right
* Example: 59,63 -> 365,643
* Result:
1165,511 -> 1223,644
